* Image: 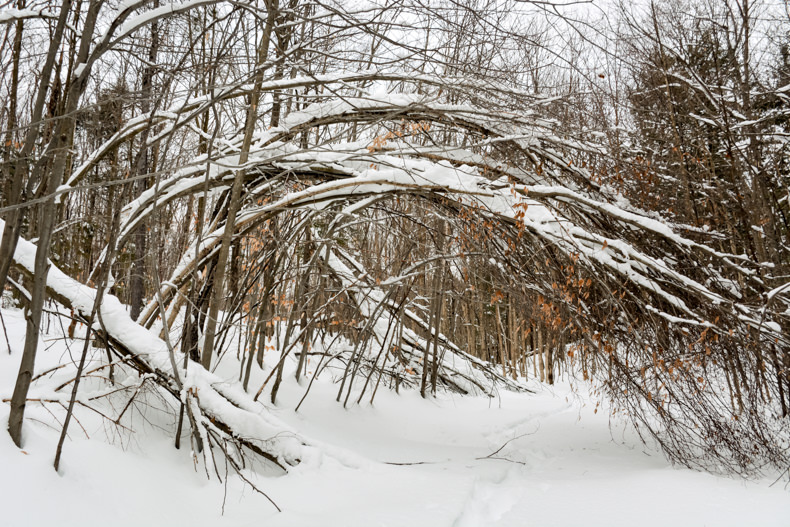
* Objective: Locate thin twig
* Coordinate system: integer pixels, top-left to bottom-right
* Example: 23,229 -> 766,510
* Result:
476,427 -> 539,460
0,308 -> 12,354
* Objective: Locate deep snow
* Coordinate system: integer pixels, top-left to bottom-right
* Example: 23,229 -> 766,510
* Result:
0,305 -> 788,527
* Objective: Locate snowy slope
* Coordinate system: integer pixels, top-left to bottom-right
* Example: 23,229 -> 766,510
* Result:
0,306 -> 788,527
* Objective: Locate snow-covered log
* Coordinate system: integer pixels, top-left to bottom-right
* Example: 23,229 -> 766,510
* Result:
3,220 -> 306,472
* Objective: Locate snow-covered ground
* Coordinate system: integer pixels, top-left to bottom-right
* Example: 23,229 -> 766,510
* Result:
0,305 -> 788,526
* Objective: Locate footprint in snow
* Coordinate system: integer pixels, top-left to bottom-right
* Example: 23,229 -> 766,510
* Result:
452,467 -> 524,527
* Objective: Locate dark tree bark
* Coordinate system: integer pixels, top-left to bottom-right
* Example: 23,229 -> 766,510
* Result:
8,0 -> 101,447
129,4 -> 160,321
201,0 -> 278,370
0,0 -> 72,310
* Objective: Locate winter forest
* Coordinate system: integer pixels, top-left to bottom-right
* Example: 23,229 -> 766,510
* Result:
0,0 -> 789,524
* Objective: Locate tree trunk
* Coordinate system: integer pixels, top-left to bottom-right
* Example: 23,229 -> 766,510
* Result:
0,0 -> 72,303
8,0 -> 101,447
129,5 -> 160,321
201,0 -> 278,370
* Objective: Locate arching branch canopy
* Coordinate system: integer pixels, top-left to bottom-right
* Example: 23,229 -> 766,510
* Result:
88,84 -> 787,472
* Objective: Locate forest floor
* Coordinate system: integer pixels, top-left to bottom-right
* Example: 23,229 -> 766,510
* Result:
0,305 -> 788,526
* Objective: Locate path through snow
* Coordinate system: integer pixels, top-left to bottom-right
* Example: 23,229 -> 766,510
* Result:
0,306 -> 787,526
